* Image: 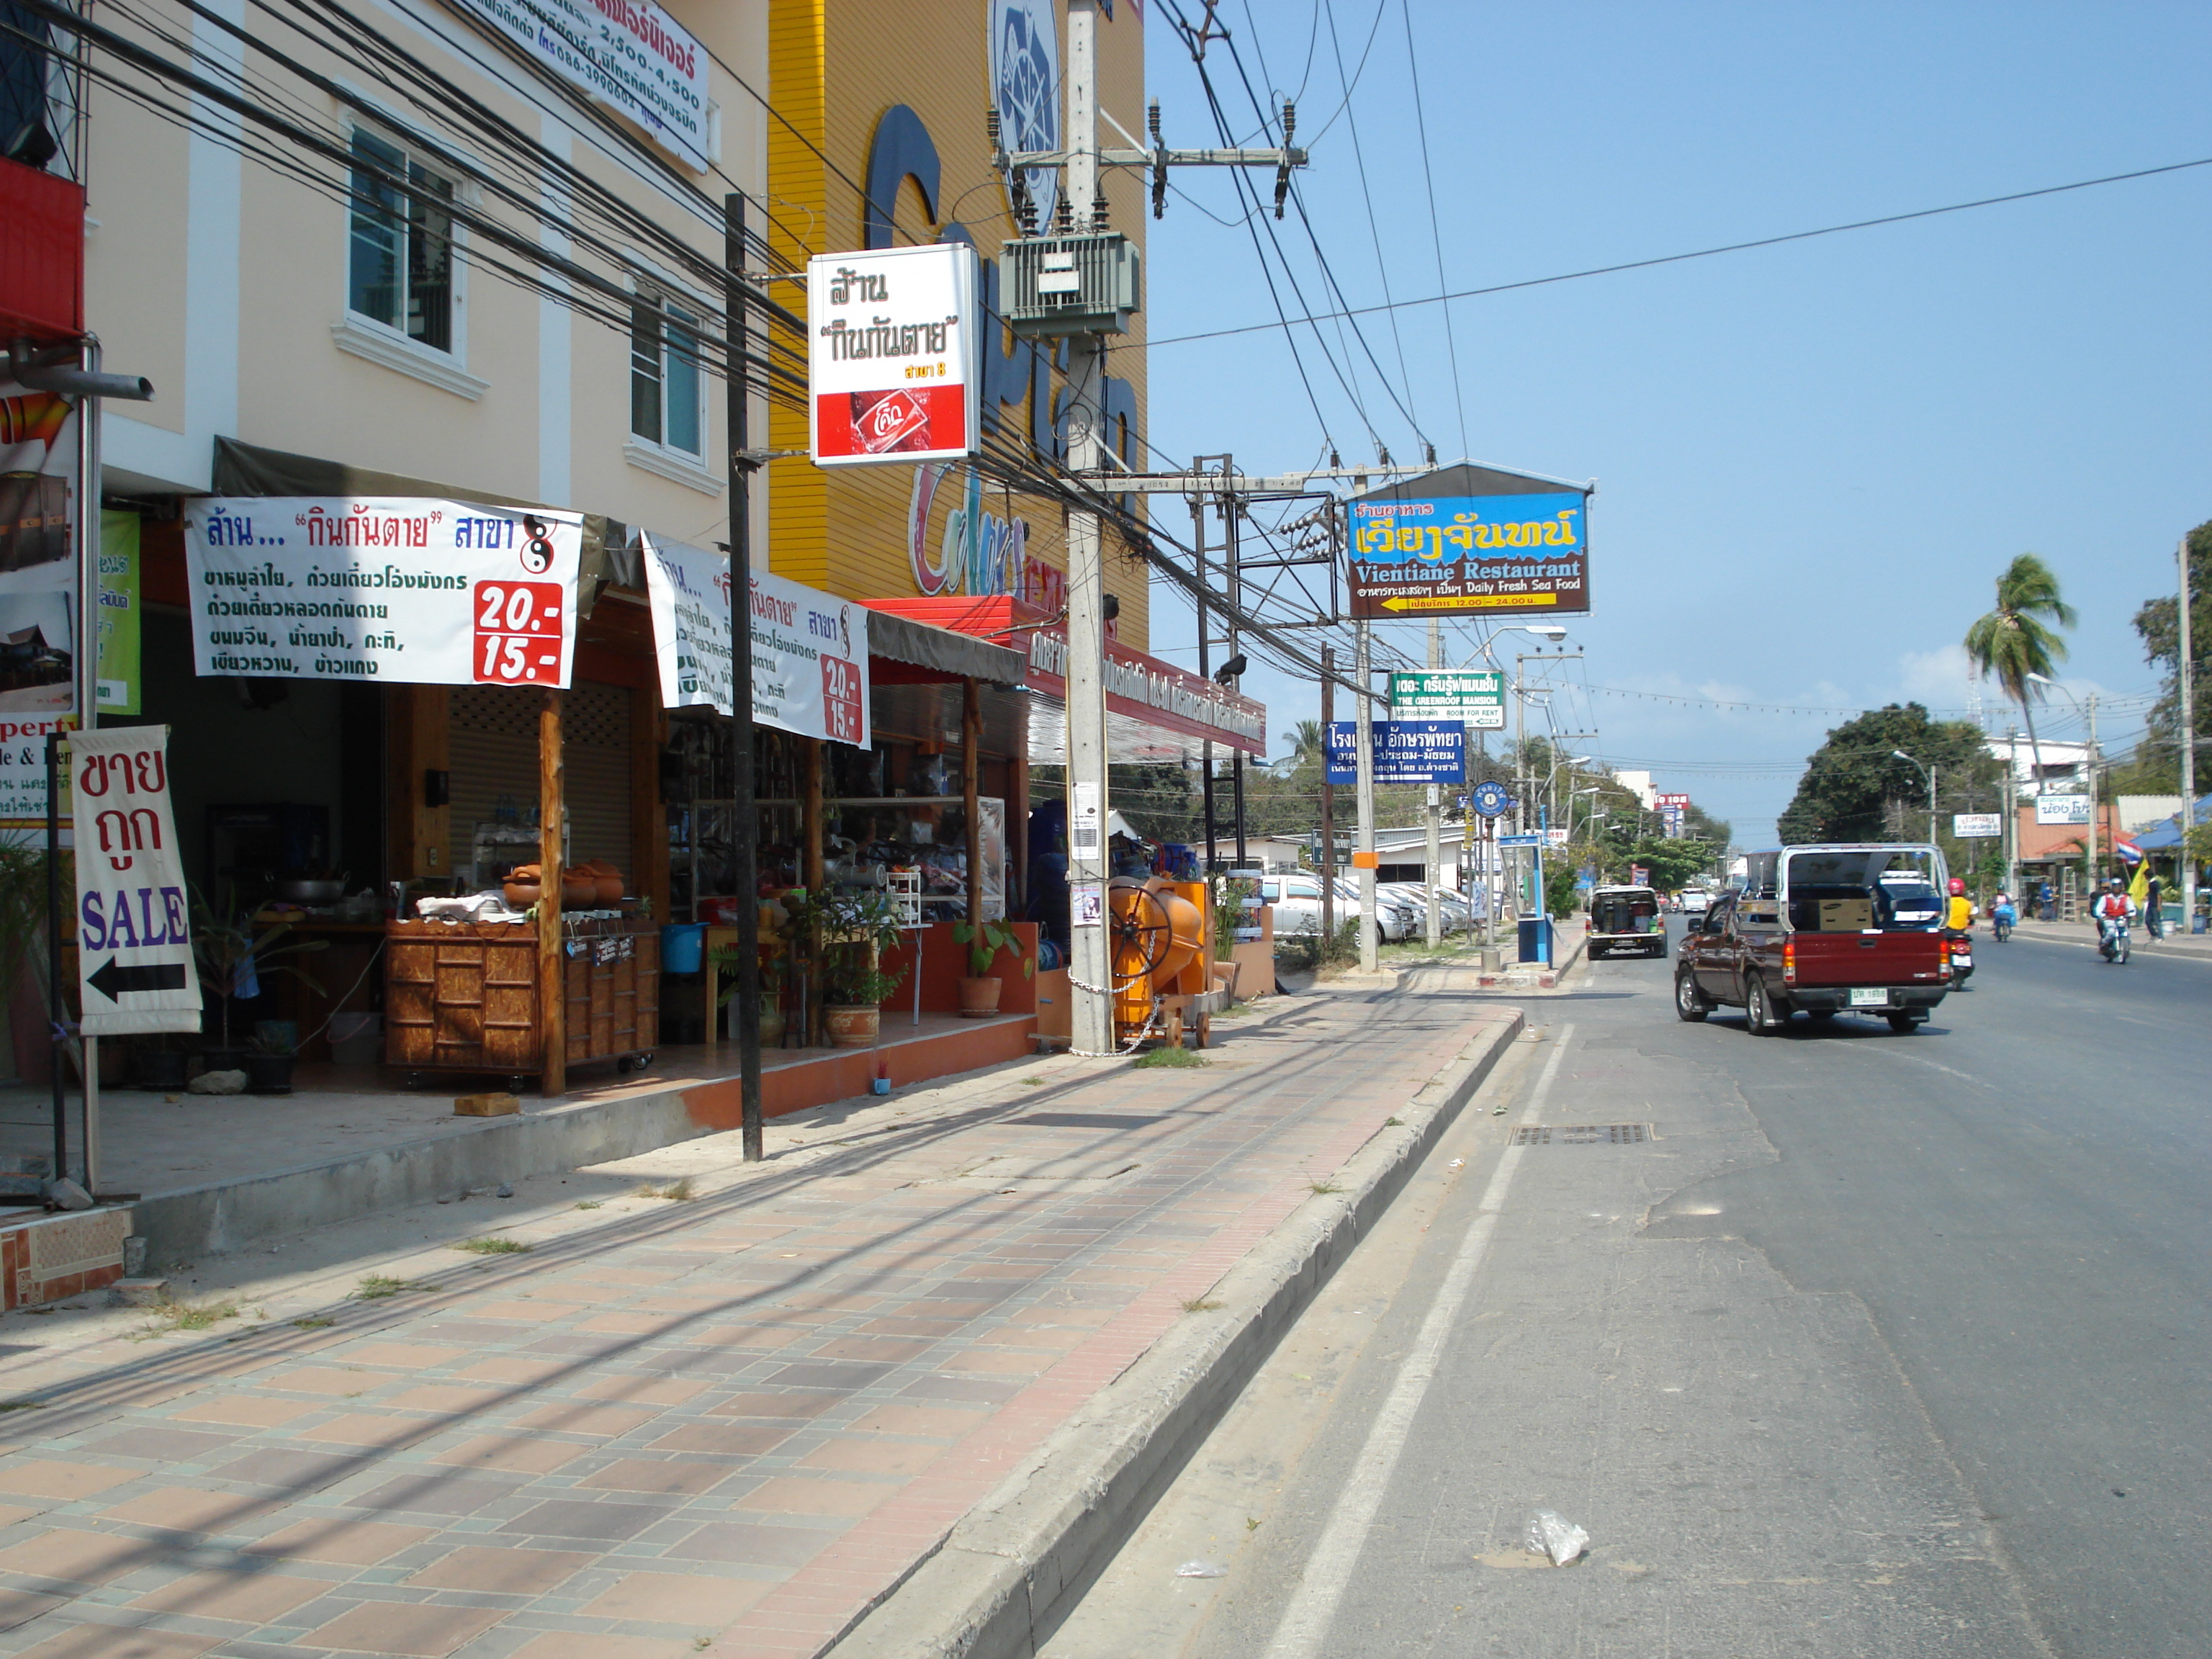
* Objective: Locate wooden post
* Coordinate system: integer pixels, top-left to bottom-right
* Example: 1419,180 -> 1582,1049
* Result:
801,737 -> 824,1043
963,678 -> 983,925
539,688 -> 566,1097
1010,751 -> 1029,916
630,695 -> 667,919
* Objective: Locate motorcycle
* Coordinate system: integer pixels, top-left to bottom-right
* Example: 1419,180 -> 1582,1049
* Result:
1945,926 -> 1974,985
2098,916 -> 2131,964
1991,904 -> 2015,943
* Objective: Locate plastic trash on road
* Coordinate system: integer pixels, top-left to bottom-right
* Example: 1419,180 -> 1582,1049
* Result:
1174,1559 -> 1228,1578
1523,1509 -> 1589,1566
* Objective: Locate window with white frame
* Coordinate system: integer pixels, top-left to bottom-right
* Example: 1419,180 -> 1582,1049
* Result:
629,292 -> 703,458
348,130 -> 456,354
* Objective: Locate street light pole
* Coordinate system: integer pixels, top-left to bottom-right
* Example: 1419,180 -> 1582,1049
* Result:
1891,750 -> 1936,850
2027,676 -> 2100,887
2180,535 -> 2198,932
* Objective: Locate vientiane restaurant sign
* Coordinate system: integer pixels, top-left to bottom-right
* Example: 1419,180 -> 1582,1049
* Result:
1025,630 -> 1265,753
1346,464 -> 1594,621
181,498 -> 583,688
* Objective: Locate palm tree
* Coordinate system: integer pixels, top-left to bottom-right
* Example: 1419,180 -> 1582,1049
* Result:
1287,719 -> 1326,766
1965,553 -> 2077,796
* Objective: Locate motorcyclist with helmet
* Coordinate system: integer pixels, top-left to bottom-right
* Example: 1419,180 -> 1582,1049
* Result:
1991,891 -> 2017,941
2092,876 -> 2136,961
1943,877 -> 1976,984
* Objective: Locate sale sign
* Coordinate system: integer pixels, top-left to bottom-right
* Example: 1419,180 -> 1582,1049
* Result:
181,499 -> 582,687
807,244 -> 979,468
639,533 -> 871,749
71,727 -> 202,1037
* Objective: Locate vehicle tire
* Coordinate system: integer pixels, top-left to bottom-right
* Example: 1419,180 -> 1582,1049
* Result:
1886,1013 -> 1917,1034
1651,942 -> 1668,961
1745,975 -> 1779,1035
1673,970 -> 1709,1022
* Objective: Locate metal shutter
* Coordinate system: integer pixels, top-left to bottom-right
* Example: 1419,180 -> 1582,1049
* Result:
447,684 -> 632,885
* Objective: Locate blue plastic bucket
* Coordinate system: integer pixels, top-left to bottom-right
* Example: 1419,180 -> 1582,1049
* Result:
660,923 -> 705,974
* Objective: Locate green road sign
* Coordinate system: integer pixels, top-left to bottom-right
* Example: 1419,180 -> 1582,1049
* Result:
1388,669 -> 1504,729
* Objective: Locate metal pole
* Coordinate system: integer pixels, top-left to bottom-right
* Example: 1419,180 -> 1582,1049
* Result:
45,733 -> 65,1189
1192,492 -> 1214,872
725,191 -> 763,1159
1225,487 -> 1246,869
2180,536 -> 2198,932
1319,645 -> 1334,948
1064,1 -> 1115,1054
1354,621 -> 1377,973
1423,618 -> 1441,949
2084,691 -> 2098,885
73,340 -> 101,1191
1928,764 -> 1937,848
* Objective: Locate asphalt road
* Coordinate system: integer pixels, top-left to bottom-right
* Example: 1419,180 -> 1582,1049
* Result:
1045,922 -> 2212,1659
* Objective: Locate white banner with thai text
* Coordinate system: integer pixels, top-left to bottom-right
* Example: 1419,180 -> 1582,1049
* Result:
639,532 -> 869,748
182,498 -> 582,688
71,727 -> 202,1036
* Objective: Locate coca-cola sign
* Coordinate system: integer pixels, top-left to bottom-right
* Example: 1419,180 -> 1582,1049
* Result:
809,244 -> 980,468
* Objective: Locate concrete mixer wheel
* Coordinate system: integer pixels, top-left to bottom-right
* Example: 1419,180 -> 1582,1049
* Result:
1109,888 -> 1173,982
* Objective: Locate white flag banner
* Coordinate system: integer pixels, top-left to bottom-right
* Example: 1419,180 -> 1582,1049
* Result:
639,532 -> 871,748
181,498 -> 583,688
71,726 -> 202,1036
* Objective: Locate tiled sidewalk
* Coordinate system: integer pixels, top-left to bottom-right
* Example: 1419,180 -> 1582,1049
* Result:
0,986 -> 1513,1659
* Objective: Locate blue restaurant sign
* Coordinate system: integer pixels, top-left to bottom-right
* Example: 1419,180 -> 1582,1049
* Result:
1346,462 -> 1593,621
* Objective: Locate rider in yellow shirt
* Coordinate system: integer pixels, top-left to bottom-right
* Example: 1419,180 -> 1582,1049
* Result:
1946,877 -> 1974,931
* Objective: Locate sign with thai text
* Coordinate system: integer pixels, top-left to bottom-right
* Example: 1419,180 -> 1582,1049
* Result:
639,533 -> 871,749
1953,812 -> 2002,838
441,0 -> 710,171
71,727 -> 201,1036
1346,470 -> 1592,619
1024,629 -> 1264,753
1326,721 -> 1466,784
181,498 -> 583,688
809,244 -> 980,467
1388,669 -> 1504,728
2035,793 -> 2092,826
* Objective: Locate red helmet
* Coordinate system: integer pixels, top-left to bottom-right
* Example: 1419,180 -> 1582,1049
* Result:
1948,878 -> 1966,896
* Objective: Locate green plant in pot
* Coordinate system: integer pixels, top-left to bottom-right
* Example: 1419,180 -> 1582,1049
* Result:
243,1027 -> 297,1095
950,917 -> 1032,1017
793,886 -> 908,1049
191,890 -> 327,1071
709,930 -> 789,1048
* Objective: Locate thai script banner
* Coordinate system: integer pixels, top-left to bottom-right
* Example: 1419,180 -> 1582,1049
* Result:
1025,629 -> 1265,753
71,726 -> 202,1037
1326,720 -> 1466,784
1348,490 -> 1591,619
809,244 -> 980,468
638,532 -> 870,749
442,0 -> 709,171
181,498 -> 582,688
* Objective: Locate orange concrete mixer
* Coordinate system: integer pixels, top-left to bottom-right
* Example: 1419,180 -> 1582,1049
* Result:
1107,877 -> 1214,1045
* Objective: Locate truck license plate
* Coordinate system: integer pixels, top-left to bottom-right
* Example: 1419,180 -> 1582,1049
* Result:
1849,987 -> 1890,1007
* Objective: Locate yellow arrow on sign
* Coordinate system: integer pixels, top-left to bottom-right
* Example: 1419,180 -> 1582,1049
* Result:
1379,594 -> 1562,612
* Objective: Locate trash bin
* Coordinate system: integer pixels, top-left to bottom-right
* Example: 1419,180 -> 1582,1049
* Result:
660,923 -> 705,974
1517,916 -> 1552,964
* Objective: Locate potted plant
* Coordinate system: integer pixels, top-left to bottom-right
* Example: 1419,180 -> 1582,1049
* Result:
805,886 -> 908,1048
710,939 -> 788,1048
243,1028 -> 296,1094
950,917 -> 1032,1017
191,891 -> 327,1071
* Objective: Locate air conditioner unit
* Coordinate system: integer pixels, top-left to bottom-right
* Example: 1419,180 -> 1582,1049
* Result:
1002,233 -> 1142,337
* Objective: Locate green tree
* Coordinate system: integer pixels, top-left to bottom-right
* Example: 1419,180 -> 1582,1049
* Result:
1286,719 -> 1326,766
1964,553 -> 2077,792
2114,518 -> 2212,793
1776,703 -> 2002,848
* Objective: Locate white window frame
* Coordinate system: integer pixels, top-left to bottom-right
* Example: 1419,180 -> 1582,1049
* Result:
624,269 -> 719,493
331,115 -> 486,400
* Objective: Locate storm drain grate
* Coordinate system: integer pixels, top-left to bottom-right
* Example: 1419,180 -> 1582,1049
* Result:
1014,1112 -> 1171,1130
1512,1123 -> 1650,1146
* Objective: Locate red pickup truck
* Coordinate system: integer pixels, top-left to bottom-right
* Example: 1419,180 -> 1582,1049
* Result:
1675,844 -> 1954,1034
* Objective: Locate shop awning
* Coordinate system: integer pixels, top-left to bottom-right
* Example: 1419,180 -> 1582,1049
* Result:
860,604 -> 1026,685
866,596 -> 1268,764
2134,792 -> 2211,851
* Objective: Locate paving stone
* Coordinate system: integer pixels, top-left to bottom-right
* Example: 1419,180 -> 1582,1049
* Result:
402,1545 -> 594,1595
498,1500 -> 667,1542
0,1462 -> 140,1502
300,1598 -> 507,1655
126,1568 -> 333,1622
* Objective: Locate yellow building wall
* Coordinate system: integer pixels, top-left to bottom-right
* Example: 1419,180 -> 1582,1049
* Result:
767,0 -> 1150,649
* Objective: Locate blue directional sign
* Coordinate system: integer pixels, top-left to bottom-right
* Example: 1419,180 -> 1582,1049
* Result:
1496,832 -> 1545,848
1469,779 -> 1516,819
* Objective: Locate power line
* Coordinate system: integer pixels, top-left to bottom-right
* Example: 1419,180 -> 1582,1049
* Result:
1147,155 -> 2212,348
1397,0 -> 1467,460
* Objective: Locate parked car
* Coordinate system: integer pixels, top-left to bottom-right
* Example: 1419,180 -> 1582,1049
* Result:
1674,844 -> 1954,1034
1379,882 -> 1473,935
1269,873 -> 1416,942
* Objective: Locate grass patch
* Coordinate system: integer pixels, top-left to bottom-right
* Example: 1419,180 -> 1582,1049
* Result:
354,1274 -> 429,1300
632,1177 -> 696,1201
574,1199 -> 603,1210
1180,1297 -> 1223,1313
1308,1180 -> 1344,1195
1384,1116 -> 1403,1127
290,1316 -> 335,1330
454,1236 -> 531,1255
1133,1046 -> 1208,1069
138,1295 -> 241,1336
1022,1076 -> 1047,1086
0,1400 -> 44,1413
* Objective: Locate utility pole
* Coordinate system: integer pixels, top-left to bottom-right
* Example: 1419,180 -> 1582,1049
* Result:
1061,0 -> 1113,1056
2005,727 -> 2020,909
724,193 -> 764,1159
1424,617 -> 1442,948
2180,535 -> 2197,933
1319,645 -> 1334,948
1354,621 -> 1378,973
2085,690 -> 2099,886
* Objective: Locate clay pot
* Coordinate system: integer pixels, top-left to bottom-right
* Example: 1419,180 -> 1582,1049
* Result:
822,1005 -> 881,1048
956,976 -> 1002,1018
503,882 -> 541,909
562,876 -> 598,908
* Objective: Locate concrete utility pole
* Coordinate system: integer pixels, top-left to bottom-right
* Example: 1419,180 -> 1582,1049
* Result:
1354,621 -> 1378,972
1424,617 -> 1442,948
2180,535 -> 2198,932
1319,644 -> 1334,947
1061,0 -> 1114,1056
724,192 -> 763,1159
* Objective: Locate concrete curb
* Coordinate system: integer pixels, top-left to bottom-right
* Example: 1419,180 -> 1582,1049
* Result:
821,1007 -> 1529,1659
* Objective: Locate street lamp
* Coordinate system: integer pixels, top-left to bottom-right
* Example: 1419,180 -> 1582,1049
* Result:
1891,750 -> 1936,846
2026,673 -> 2100,886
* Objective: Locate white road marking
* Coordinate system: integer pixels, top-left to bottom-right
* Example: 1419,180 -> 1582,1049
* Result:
1258,1023 -> 1576,1659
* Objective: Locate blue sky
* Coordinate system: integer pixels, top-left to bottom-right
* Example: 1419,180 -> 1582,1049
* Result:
1133,1 -> 2212,842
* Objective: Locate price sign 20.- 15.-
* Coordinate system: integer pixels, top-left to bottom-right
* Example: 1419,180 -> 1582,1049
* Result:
474,581 -> 566,684
821,655 -> 864,745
